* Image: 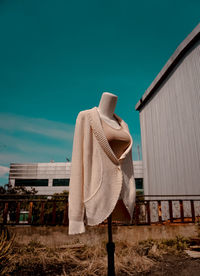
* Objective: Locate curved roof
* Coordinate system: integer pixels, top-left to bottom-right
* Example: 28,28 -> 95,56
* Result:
135,23 -> 200,111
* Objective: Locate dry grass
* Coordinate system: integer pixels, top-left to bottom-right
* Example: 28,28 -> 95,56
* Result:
2,238 -> 156,276
0,227 -> 15,275
1,229 -> 192,276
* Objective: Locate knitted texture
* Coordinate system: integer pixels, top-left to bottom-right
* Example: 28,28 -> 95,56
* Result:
68,107 -> 136,235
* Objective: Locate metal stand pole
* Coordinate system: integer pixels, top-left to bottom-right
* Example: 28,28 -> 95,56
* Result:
106,214 -> 115,276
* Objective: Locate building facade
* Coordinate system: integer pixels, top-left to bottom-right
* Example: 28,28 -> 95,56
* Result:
135,24 -> 200,197
9,161 -> 143,195
9,162 -> 71,195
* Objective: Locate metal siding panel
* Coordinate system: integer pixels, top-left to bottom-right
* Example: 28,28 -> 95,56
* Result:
145,105 -> 155,194
140,40 -> 200,196
140,111 -> 149,195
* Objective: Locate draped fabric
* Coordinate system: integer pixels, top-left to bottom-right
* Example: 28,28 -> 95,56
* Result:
68,107 -> 136,235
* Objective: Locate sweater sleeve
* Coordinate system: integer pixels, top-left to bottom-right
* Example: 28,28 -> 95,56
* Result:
68,112 -> 85,235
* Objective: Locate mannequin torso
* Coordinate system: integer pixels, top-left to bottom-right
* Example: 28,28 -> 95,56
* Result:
98,92 -> 121,129
98,92 -> 131,222
98,92 -> 131,159
101,120 -> 130,159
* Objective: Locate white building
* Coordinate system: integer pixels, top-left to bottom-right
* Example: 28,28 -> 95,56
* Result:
9,161 -> 143,195
9,162 -> 71,195
135,23 -> 200,197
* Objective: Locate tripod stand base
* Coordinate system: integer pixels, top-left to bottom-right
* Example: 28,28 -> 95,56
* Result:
107,215 -> 115,276
106,241 -> 115,276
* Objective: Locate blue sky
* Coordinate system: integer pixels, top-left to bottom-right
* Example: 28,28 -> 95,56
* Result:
0,0 -> 199,186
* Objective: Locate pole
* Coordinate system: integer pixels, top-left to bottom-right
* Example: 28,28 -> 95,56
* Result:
106,214 -> 115,276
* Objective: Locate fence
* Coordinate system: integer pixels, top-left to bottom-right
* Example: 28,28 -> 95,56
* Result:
135,195 -> 200,225
1,194 -> 200,226
0,194 -> 69,226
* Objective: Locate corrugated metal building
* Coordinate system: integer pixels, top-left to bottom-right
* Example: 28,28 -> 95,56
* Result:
9,161 -> 143,195
135,23 -> 200,197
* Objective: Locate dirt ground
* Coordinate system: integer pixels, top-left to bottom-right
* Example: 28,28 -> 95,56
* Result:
143,253 -> 200,276
1,227 -> 200,276
2,245 -> 200,275
5,252 -> 200,276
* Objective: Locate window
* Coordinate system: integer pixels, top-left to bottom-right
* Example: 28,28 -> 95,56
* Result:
53,179 -> 70,186
135,178 -> 143,190
15,179 -> 48,187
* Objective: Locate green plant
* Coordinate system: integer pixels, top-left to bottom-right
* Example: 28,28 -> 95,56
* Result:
159,235 -> 190,252
31,191 -> 68,225
0,183 -> 38,223
196,216 -> 200,228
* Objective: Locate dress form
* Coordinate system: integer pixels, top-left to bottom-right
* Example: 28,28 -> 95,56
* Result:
98,92 -> 131,276
98,92 -> 120,129
98,92 -> 131,223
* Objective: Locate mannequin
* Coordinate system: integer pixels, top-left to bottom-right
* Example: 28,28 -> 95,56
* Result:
98,92 -> 132,276
69,91 -> 136,275
68,91 -> 135,234
98,92 -> 120,129
98,92 -> 131,222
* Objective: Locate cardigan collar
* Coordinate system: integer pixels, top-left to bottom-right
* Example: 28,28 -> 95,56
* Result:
87,107 -> 133,165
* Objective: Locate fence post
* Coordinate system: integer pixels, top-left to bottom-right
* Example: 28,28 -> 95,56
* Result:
40,202 -> 45,225
16,202 -> 21,224
3,202 -> 9,224
158,201 -> 162,223
28,202 -> 33,224
190,200 -> 195,223
135,203 -> 140,225
52,201 -> 56,225
168,200 -> 173,223
63,202 -> 68,226
179,200 -> 184,223
146,201 -> 151,225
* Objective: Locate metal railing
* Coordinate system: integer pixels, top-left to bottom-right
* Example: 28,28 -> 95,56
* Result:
1,194 -> 200,226
134,195 -> 200,225
0,194 -> 68,226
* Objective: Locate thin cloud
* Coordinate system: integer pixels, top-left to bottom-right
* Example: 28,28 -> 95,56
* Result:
0,147 -> 72,164
0,133 -> 71,155
0,165 -> 9,177
0,113 -> 74,167
0,113 -> 74,141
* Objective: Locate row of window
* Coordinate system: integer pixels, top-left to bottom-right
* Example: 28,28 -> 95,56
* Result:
135,178 -> 143,190
15,178 -> 143,189
15,179 -> 70,187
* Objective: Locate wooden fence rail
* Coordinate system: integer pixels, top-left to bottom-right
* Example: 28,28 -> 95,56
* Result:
0,195 -> 200,226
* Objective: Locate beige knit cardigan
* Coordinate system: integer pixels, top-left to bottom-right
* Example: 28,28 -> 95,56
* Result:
68,107 -> 136,235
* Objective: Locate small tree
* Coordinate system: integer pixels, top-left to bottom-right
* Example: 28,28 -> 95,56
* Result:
32,190 -> 69,225
2,183 -> 37,195
0,183 -> 38,223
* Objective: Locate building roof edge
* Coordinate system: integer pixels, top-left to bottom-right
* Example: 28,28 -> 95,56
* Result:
135,23 -> 200,111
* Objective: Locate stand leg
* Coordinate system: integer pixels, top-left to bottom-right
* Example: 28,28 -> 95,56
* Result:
106,214 -> 115,276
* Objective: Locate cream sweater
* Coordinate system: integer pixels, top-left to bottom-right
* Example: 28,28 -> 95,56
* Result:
68,107 -> 136,235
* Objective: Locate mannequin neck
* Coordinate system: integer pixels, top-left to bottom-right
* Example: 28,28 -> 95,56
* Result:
98,92 -> 118,119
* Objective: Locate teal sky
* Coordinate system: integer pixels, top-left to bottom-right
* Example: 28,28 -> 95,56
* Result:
0,0 -> 199,185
